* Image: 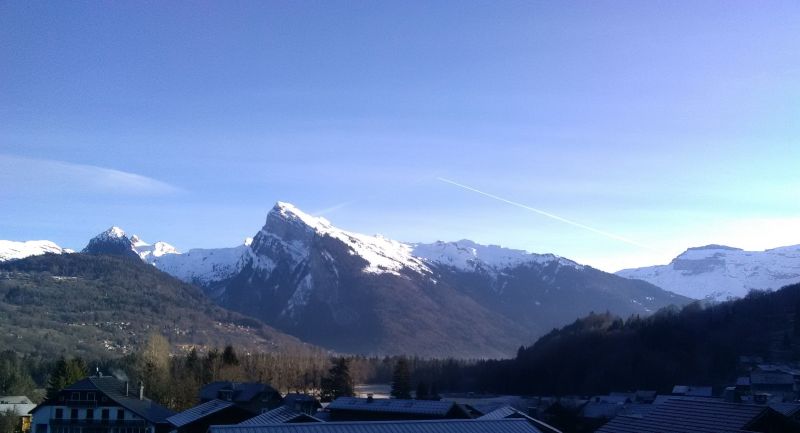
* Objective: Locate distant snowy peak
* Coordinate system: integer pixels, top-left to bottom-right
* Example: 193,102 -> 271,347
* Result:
0,240 -> 67,262
412,239 -> 581,273
617,244 -> 800,301
83,226 -> 179,262
131,235 -> 179,264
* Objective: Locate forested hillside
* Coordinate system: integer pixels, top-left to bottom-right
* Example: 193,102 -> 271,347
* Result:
462,283 -> 800,395
0,253 -> 316,358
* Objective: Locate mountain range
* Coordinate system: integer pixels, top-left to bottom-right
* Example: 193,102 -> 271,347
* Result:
0,202 -> 685,357
616,244 -> 800,301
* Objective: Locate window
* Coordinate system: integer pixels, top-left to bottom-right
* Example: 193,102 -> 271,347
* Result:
87,392 -> 96,401
117,409 -> 124,420
86,409 -> 94,420
70,409 -> 78,419
55,408 -> 64,419
101,409 -> 109,420
70,392 -> 79,401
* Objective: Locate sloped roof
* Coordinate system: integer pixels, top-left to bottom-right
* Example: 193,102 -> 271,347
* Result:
477,406 -> 562,433
0,396 -> 33,405
326,398 -> 464,417
211,419 -> 542,433
167,399 -> 235,427
37,376 -> 175,424
239,406 -> 322,425
596,398 -> 775,433
671,386 -> 713,397
769,402 -> 800,417
201,382 -> 279,403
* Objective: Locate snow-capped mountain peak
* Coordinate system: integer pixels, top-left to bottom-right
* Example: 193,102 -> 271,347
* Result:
259,201 -> 430,275
0,240 -> 67,261
101,226 -> 126,239
617,243 -> 800,301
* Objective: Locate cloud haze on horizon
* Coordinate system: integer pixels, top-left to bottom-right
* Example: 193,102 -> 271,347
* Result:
2,1 -> 799,271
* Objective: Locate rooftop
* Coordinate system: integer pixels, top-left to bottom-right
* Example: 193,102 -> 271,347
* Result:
239,406 -> 322,425
167,399 -> 235,427
211,419 -> 543,433
596,397 -> 779,433
326,398 -> 464,417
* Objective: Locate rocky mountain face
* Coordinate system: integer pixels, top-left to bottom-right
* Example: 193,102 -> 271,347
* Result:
149,202 -> 686,357
616,244 -> 800,301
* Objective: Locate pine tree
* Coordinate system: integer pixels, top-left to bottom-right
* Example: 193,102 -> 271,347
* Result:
320,357 -> 354,402
46,357 -> 88,399
222,345 -> 240,366
390,358 -> 411,399
415,381 -> 429,400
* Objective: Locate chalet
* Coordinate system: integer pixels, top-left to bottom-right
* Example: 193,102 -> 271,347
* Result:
596,397 -> 800,433
167,400 -> 253,433
29,376 -> 174,433
325,397 -> 471,422
238,406 -> 322,425
750,367 -> 798,401
199,383 -> 283,415
209,419 -> 545,433
0,396 -> 37,433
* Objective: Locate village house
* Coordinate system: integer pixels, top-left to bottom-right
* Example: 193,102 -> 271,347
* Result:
28,375 -> 174,433
0,396 -> 37,433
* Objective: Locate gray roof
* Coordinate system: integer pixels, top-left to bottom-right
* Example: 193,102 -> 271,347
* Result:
37,377 -> 175,424
201,382 -> 280,403
671,386 -> 713,397
211,419 -> 542,433
477,406 -> 562,433
167,399 -> 235,427
596,397 -> 776,433
240,406 -> 322,425
326,398 -> 462,417
769,402 -> 800,417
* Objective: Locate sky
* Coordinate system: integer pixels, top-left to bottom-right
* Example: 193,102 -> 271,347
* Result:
2,1 -> 800,272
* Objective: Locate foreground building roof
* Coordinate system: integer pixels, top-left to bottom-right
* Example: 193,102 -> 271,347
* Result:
239,406 -> 322,424
326,398 -> 467,418
596,397 -> 793,433
168,399 -> 236,427
211,419 -> 543,433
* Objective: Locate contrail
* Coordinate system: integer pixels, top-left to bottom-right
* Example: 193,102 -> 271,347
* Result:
437,177 -> 655,251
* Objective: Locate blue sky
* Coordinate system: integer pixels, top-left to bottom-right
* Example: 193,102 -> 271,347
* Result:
2,1 -> 799,271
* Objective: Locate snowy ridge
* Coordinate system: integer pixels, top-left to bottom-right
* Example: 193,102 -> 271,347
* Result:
131,235 -> 179,264
154,243 -> 251,286
616,244 -> 800,301
269,202 -> 430,275
0,240 -> 66,262
412,239 -> 582,273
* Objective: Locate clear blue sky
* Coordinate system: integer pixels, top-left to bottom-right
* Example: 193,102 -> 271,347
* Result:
2,1 -> 799,271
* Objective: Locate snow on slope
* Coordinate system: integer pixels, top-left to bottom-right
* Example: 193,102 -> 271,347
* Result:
269,201 -> 431,275
0,240 -> 66,261
131,235 -> 179,264
616,244 -> 800,301
153,243 -> 251,286
156,202 -> 585,286
412,239 -> 581,273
